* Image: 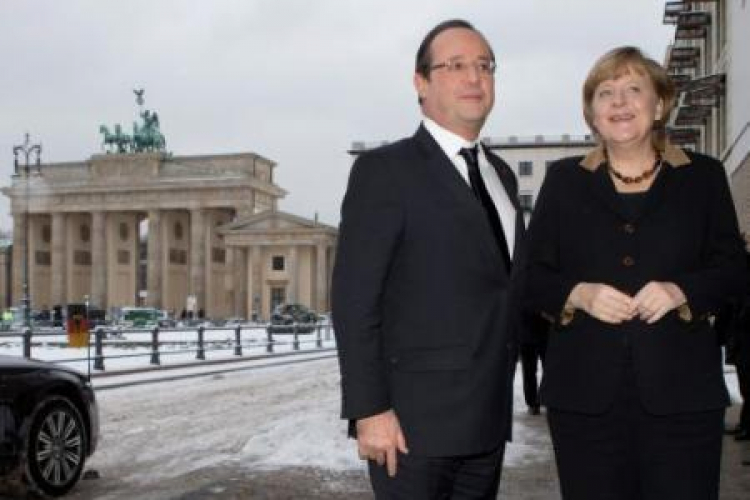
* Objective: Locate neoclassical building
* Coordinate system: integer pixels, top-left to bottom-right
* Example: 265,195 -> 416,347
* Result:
2,151 -> 337,320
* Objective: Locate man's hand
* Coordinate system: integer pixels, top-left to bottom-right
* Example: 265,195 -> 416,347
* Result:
631,281 -> 687,324
356,409 -> 409,477
568,283 -> 635,324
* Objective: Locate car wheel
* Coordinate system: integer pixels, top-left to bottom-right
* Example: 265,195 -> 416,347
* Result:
24,396 -> 87,497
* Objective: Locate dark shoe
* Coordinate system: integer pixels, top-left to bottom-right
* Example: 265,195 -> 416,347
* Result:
528,406 -> 541,416
743,460 -> 750,467
734,430 -> 750,441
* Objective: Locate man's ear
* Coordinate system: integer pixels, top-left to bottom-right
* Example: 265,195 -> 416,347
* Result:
414,72 -> 427,103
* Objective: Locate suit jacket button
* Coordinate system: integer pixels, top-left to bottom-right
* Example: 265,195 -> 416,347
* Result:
623,223 -> 635,234
622,256 -> 635,266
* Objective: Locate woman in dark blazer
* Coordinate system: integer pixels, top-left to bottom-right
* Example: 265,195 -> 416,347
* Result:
524,46 -> 746,500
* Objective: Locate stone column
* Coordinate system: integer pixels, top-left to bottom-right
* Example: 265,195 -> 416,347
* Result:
146,210 -> 163,309
50,213 -> 67,306
232,247 -> 246,318
90,212 -> 107,307
189,208 -> 207,314
11,213 -> 27,306
288,245 -> 298,303
316,243 -> 327,312
247,245 -> 262,320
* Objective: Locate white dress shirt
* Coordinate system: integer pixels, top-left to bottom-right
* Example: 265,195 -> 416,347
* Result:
423,117 -> 516,257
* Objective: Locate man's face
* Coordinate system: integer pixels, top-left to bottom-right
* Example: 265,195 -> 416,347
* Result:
414,28 -> 495,141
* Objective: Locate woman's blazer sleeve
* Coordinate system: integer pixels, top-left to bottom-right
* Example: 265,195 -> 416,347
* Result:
523,162 -> 579,322
671,157 -> 746,318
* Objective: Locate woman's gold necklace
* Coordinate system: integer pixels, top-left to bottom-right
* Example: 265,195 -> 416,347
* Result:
607,154 -> 662,184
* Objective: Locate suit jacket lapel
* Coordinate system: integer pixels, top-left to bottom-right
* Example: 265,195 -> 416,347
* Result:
413,126 -> 476,206
483,144 -> 521,213
633,162 -> 677,223
412,126 -> 507,274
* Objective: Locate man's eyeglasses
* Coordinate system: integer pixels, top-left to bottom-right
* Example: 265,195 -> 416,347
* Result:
429,59 -> 496,77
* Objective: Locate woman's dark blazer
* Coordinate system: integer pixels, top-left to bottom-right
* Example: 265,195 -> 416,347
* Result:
524,142 -> 746,415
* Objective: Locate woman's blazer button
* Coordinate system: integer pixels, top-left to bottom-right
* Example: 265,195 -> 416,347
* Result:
622,256 -> 635,267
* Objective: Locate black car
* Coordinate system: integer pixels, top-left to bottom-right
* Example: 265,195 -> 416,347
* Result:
0,355 -> 99,497
266,304 -> 318,334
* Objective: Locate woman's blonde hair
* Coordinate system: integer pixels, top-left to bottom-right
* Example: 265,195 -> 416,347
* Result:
582,46 -> 676,151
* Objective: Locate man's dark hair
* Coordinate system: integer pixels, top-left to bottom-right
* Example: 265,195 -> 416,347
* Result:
415,19 -> 494,79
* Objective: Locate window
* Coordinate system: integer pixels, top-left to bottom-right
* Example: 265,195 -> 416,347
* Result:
119,222 -> 129,241
272,255 -> 285,271
117,250 -> 130,265
519,161 -> 533,176
519,192 -> 534,213
212,247 -> 226,264
271,287 -> 286,310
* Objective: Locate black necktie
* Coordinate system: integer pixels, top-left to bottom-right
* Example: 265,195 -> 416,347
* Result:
459,146 -> 512,271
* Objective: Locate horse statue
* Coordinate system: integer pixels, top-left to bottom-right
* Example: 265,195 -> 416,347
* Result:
113,124 -> 132,153
131,110 -> 166,152
99,125 -> 118,153
99,124 -> 133,153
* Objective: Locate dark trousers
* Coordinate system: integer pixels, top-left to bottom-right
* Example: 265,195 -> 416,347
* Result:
520,343 -> 546,409
547,366 -> 724,500
368,444 -> 505,500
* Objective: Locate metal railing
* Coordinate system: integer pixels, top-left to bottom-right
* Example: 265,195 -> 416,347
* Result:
0,321 -> 334,372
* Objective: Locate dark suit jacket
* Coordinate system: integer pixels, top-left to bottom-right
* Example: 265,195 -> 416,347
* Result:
332,125 -> 523,457
524,143 -> 746,415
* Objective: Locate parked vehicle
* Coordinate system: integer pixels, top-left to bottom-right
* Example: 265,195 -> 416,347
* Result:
266,304 -> 318,334
0,355 -> 99,497
119,307 -> 160,328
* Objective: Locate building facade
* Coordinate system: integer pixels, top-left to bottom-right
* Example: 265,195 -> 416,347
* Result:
483,135 -> 596,217
2,151 -> 336,320
663,0 -> 750,232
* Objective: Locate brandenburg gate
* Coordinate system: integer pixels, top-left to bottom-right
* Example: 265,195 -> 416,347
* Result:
1,92 -> 336,319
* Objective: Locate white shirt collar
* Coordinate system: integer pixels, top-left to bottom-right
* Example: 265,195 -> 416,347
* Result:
422,117 -> 478,158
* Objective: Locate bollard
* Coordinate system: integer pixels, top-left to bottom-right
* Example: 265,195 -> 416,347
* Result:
196,325 -> 206,360
266,327 -> 274,353
150,326 -> 161,365
292,323 -> 300,351
234,325 -> 242,356
22,327 -> 32,359
94,327 -> 105,371
316,323 -> 322,349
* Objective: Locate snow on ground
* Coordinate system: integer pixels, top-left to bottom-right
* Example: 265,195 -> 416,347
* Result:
2,336 -> 743,498
84,360 -> 549,485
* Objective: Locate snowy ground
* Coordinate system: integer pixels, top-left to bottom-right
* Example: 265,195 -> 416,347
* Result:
2,340 -> 748,499
69,360 -> 750,499
49,356 -> 552,500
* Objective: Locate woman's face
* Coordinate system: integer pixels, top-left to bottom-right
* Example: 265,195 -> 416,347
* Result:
591,67 -> 663,150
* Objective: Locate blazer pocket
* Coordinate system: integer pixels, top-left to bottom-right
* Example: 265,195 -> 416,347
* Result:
390,345 -> 472,372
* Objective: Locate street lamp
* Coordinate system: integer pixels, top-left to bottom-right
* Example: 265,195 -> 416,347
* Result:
13,132 -> 42,330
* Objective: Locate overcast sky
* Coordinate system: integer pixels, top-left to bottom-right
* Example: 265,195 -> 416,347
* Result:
0,0 -> 675,230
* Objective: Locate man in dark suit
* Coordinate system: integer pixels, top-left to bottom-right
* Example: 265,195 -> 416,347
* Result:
332,19 -> 523,499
